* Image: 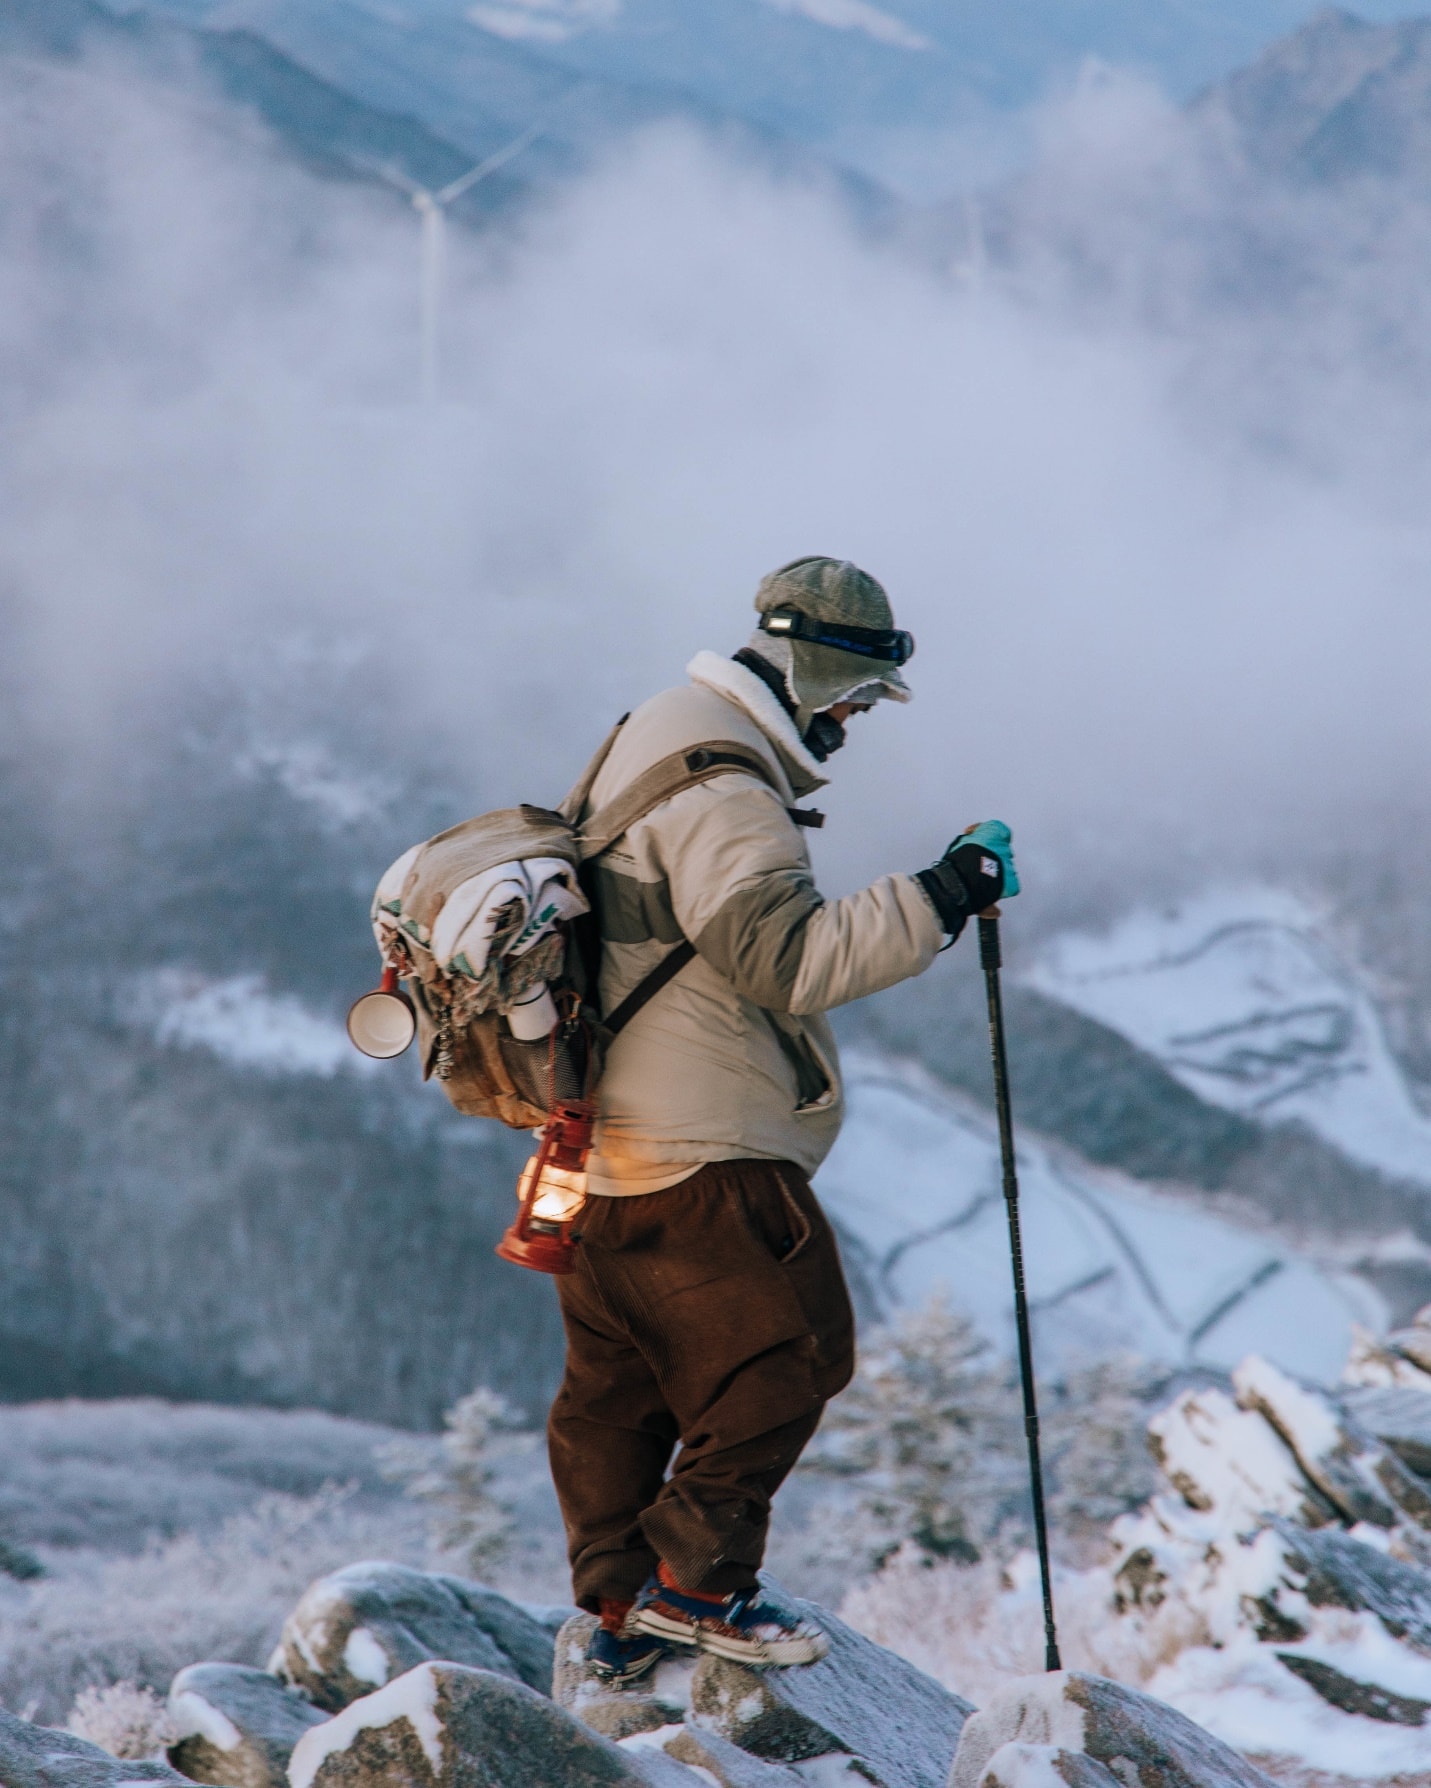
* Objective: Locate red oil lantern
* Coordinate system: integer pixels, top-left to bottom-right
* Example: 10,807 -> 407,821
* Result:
496,1098 -> 596,1275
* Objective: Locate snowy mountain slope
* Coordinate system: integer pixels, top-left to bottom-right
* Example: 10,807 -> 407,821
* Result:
117,0 -> 1431,195
1028,887 -> 1431,1190
816,1051 -> 1384,1384
0,0 -> 536,212
132,0 -> 1431,110
124,0 -> 861,191
1194,4 -> 1431,188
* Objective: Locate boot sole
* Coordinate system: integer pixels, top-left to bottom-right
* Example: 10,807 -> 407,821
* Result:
632,1607 -> 828,1668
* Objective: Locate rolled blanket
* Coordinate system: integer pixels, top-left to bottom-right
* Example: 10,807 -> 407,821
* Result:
431,857 -> 588,980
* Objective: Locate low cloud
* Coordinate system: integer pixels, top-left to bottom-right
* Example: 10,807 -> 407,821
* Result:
4,45 -> 1430,922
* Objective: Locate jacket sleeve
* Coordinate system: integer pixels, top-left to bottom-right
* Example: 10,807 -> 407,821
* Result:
652,775 -> 944,1014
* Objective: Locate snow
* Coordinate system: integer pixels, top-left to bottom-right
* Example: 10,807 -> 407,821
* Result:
342,1625 -> 390,1686
1345,1324 -> 1431,1392
126,968 -> 370,1078
1232,1357 -> 1342,1469
467,0 -> 619,45
972,1747 -> 1074,1788
1147,1631 -> 1431,1778
650,1658 -> 696,1712
1146,1388 -> 1312,1531
1029,886 -> 1431,1188
616,1727 -> 722,1788
790,1757 -> 881,1785
815,1052 -> 1385,1382
1282,1609 -> 1431,1701
287,1662 -> 444,1788
166,1683 -> 241,1752
759,0 -> 931,53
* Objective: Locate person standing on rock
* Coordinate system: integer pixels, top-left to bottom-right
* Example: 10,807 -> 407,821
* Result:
558,556 -> 1017,1684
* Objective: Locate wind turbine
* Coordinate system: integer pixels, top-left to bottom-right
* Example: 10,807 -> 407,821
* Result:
376,125 -> 540,404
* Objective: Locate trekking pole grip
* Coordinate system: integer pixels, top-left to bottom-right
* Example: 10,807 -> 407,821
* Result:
978,912 -> 1001,972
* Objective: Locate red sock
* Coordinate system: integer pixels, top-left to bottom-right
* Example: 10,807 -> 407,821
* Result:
598,1598 -> 634,1634
657,1559 -> 726,1605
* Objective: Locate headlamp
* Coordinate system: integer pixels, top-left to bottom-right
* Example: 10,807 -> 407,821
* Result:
760,607 -> 915,666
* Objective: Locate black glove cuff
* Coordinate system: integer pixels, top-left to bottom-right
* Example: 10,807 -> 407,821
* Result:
915,866 -> 970,939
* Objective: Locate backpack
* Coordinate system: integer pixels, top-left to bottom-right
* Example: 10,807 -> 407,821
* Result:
369,716 -> 782,1129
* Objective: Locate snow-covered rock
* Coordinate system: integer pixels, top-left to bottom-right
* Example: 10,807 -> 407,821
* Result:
948,1673 -> 1277,1788
0,1704 -> 189,1788
1029,887 -> 1431,1190
551,1613 -> 691,1740
688,1580 -> 972,1787
816,1053 -> 1383,1384
166,1662 -> 328,1788
1085,1354 -> 1431,1775
1345,1383 -> 1431,1477
285,1661 -> 692,1788
1273,1522 -> 1431,1652
1232,1355 -> 1431,1531
553,1584 -> 968,1786
278,1562 -> 554,1712
657,1725 -> 807,1785
972,1745 -> 1119,1788
1144,1383 -> 1338,1531
1344,1309 -> 1431,1396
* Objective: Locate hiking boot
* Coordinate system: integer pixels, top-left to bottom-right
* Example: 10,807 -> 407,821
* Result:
630,1572 -> 829,1667
585,1622 -> 673,1687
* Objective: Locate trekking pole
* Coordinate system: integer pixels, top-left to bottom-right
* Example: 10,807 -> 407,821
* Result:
978,912 -> 1062,1672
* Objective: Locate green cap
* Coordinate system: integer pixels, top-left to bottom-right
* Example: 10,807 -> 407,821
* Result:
748,556 -> 911,732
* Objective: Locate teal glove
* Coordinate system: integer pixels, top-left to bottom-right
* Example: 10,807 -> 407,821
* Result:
958,821 -> 1020,898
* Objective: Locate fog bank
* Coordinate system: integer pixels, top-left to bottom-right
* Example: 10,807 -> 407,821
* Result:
4,50 -> 1430,914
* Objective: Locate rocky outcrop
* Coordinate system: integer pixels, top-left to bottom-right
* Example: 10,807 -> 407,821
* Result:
551,1585 -> 970,1788
0,1705 -> 189,1788
687,1582 -> 973,1788
166,1663 -> 329,1787
284,1661 -> 699,1788
949,1674 -> 1278,1788
278,1562 -> 555,1710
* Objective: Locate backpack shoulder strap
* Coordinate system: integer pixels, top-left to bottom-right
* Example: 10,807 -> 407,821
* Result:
578,739 -> 782,861
558,713 -> 630,826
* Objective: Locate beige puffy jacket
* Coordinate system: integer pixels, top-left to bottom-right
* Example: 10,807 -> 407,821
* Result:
583,651 -> 943,1194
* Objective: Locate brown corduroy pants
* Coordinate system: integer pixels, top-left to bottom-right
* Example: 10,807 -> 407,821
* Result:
548,1158 -> 856,1611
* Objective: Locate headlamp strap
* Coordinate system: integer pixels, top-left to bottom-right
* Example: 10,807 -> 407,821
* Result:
759,607 -> 914,665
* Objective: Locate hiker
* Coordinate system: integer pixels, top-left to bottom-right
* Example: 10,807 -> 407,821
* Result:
555,555 -> 1017,1683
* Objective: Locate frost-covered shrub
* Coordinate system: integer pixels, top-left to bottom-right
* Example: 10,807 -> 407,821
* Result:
66,1681 -> 175,1759
1044,1356 -> 1160,1561
840,1547 -> 1203,1709
0,1482 -> 431,1724
377,1388 -> 533,1575
799,1297 -> 1021,1567
800,1297 -> 1157,1571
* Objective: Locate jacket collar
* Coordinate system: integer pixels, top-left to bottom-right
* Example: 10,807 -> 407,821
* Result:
686,651 -> 828,797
